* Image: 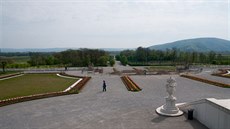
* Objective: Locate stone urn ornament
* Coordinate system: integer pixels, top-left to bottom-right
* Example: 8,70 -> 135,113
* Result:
156,77 -> 183,116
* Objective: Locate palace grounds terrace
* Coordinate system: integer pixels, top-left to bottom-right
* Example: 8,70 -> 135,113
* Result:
0,63 -> 230,129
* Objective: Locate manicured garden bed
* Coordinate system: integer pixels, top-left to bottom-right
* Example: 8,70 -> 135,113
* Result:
0,73 -> 77,101
0,73 -> 91,107
59,72 -> 91,92
181,74 -> 230,88
211,69 -> 230,79
121,76 -> 142,92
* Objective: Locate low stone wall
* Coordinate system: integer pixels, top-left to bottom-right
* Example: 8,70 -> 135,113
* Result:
180,74 -> 230,88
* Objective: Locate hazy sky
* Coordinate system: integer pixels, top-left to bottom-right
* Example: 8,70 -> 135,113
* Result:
0,0 -> 229,48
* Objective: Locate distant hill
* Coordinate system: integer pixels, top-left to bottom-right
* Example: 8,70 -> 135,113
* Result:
148,38 -> 230,52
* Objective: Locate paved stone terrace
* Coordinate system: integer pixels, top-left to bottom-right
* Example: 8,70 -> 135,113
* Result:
0,65 -> 230,129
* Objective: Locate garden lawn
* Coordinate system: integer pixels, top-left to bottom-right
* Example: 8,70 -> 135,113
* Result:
0,74 -> 77,100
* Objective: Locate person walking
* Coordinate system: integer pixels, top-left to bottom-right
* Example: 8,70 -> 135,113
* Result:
103,80 -> 107,92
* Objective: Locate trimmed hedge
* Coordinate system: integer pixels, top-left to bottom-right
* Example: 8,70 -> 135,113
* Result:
0,73 -> 91,107
181,74 -> 230,88
121,76 -> 142,92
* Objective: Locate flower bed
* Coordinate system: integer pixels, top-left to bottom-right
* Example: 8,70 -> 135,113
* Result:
0,91 -> 69,107
121,76 -> 142,92
59,72 -> 91,92
0,73 -> 91,107
181,74 -> 230,88
211,69 -> 230,79
69,76 -> 91,92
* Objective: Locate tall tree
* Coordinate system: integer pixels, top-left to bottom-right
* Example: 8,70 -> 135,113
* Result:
208,51 -> 216,63
1,61 -> 7,72
120,55 -> 128,66
136,47 -> 147,62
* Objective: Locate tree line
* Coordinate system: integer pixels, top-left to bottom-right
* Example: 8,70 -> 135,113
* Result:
116,47 -> 230,66
28,49 -> 115,67
0,49 -> 115,71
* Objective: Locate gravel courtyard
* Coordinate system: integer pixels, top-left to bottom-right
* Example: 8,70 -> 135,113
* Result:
0,64 -> 230,129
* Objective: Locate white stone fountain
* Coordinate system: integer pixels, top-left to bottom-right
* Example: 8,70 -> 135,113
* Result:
156,77 -> 183,116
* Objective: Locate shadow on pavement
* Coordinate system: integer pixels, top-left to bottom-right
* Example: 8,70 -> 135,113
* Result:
151,114 -> 167,123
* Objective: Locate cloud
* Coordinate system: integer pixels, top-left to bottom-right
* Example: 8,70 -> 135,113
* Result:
1,0 -> 229,48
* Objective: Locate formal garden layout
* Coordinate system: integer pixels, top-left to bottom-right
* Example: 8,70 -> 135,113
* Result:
0,73 -> 91,106
1,48 -> 230,129
2,1 -> 230,128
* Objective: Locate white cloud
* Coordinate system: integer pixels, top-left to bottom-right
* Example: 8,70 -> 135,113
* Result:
1,0 -> 229,48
